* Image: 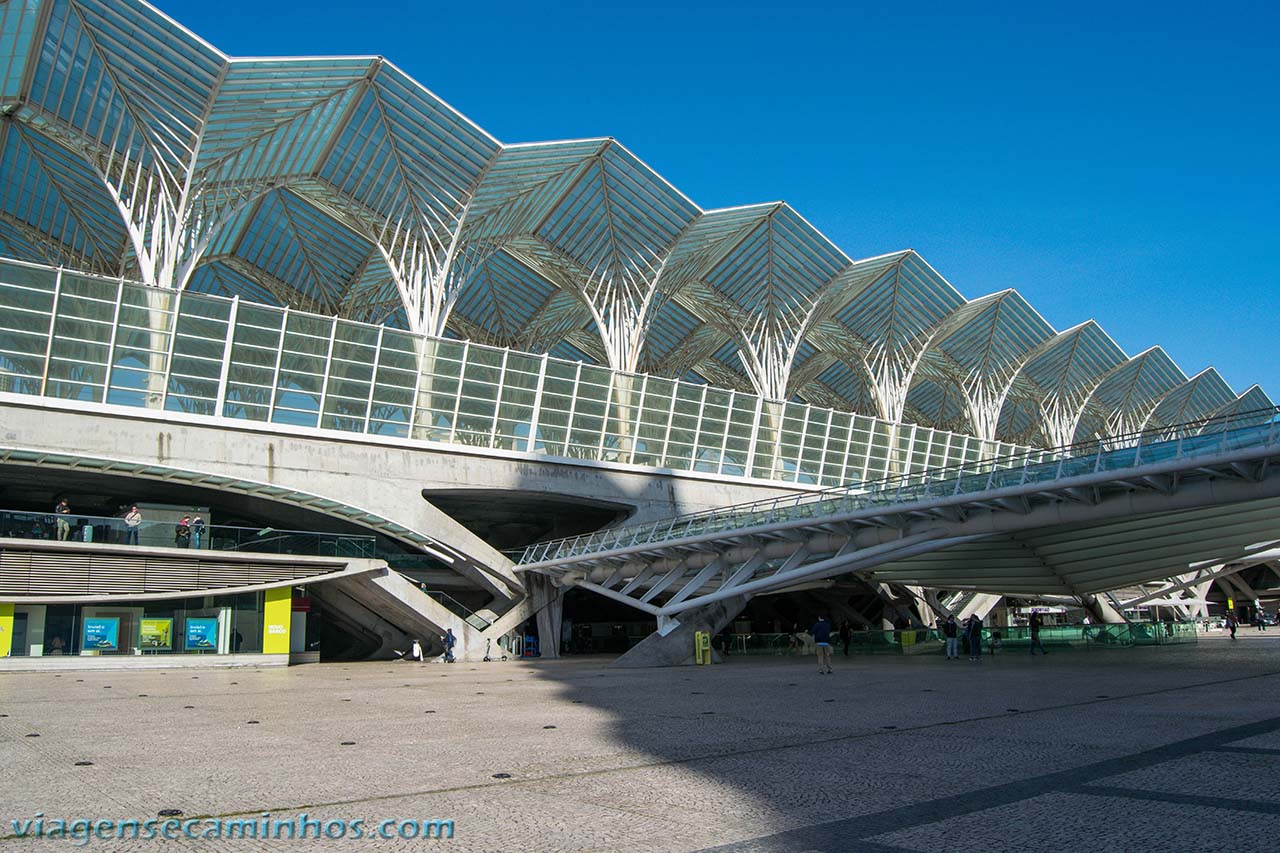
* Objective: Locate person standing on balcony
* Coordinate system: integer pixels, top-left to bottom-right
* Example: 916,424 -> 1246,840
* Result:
54,498 -> 71,541
811,615 -> 834,674
174,515 -> 192,548
191,515 -> 206,549
123,505 -> 142,545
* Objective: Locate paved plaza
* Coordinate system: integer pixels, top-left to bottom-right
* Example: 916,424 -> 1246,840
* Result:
3,637 -> 1280,851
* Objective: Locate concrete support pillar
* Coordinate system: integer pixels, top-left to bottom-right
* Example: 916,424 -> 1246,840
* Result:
1079,593 -> 1126,624
531,574 -> 564,659
610,594 -> 750,668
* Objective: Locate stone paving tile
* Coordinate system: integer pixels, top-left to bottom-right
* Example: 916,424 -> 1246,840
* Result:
1224,730 -> 1280,751
1094,750 -> 1280,804
3,637 -> 1280,851
869,791 -> 1260,853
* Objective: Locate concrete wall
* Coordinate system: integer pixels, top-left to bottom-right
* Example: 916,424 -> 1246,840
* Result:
0,395 -> 809,603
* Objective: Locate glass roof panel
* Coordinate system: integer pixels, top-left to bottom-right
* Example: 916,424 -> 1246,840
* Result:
0,0 -> 1263,446
199,58 -> 371,177
1145,368 -> 1235,428
1073,347 -> 1187,440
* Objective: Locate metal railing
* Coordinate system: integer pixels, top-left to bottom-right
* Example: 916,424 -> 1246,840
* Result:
520,407 -> 1280,564
0,509 -> 377,557
421,588 -> 491,630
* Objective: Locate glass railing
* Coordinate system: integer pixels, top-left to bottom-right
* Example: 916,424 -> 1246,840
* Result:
723,622 -> 1200,656
521,407 -> 1280,564
0,509 -> 376,557
0,257 -> 1040,489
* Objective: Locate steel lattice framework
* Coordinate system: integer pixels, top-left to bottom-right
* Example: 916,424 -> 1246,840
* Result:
0,0 -> 1269,450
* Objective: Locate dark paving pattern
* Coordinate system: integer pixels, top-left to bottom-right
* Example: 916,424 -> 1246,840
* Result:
3,635 -> 1280,851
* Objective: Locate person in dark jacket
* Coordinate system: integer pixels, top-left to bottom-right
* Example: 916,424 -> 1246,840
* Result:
174,515 -> 191,548
838,620 -> 852,657
811,615 -> 834,674
966,613 -> 983,661
1029,610 -> 1047,655
943,615 -> 959,659
54,498 -> 71,541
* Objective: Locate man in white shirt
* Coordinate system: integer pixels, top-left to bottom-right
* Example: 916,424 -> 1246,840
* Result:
124,505 -> 142,545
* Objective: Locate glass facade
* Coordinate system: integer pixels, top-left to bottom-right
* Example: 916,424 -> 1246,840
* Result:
6,594 -> 264,658
0,258 -> 1042,488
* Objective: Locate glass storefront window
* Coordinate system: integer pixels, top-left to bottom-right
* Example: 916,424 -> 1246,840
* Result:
6,593 -> 271,657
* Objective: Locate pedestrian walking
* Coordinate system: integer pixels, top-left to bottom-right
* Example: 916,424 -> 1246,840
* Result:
191,515 -> 206,549
174,515 -> 191,548
718,625 -> 733,658
54,498 -> 71,541
811,615 -> 834,674
1029,610 -> 1048,655
442,628 -> 456,663
787,623 -> 803,655
1226,612 -> 1238,639
838,620 -> 852,657
943,615 -> 959,659
410,638 -> 423,662
966,613 -> 983,661
123,505 -> 142,545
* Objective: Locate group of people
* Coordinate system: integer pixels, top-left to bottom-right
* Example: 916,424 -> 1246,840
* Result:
939,613 -> 996,660
409,628 -> 457,663
172,513 -> 207,548
1224,608 -> 1278,638
51,499 -> 206,548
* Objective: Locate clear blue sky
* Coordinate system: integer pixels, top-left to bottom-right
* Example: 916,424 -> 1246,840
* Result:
158,0 -> 1278,399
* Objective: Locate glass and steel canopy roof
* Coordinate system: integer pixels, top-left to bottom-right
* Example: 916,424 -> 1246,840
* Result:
0,0 -> 1268,449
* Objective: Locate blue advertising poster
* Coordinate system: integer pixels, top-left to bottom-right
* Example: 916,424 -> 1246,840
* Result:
82,617 -> 120,651
184,617 -> 219,651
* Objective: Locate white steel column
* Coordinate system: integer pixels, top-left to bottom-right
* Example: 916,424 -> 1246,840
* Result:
490,348 -> 510,448
264,308 -> 290,423
362,325 -> 387,434
315,317 -> 340,428
38,267 -> 63,396
525,353 -> 549,453
156,289 -> 184,412
99,278 -> 126,402
214,295 -> 241,417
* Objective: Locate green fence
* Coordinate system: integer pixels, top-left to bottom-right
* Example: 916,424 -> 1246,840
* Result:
726,622 -> 1199,656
